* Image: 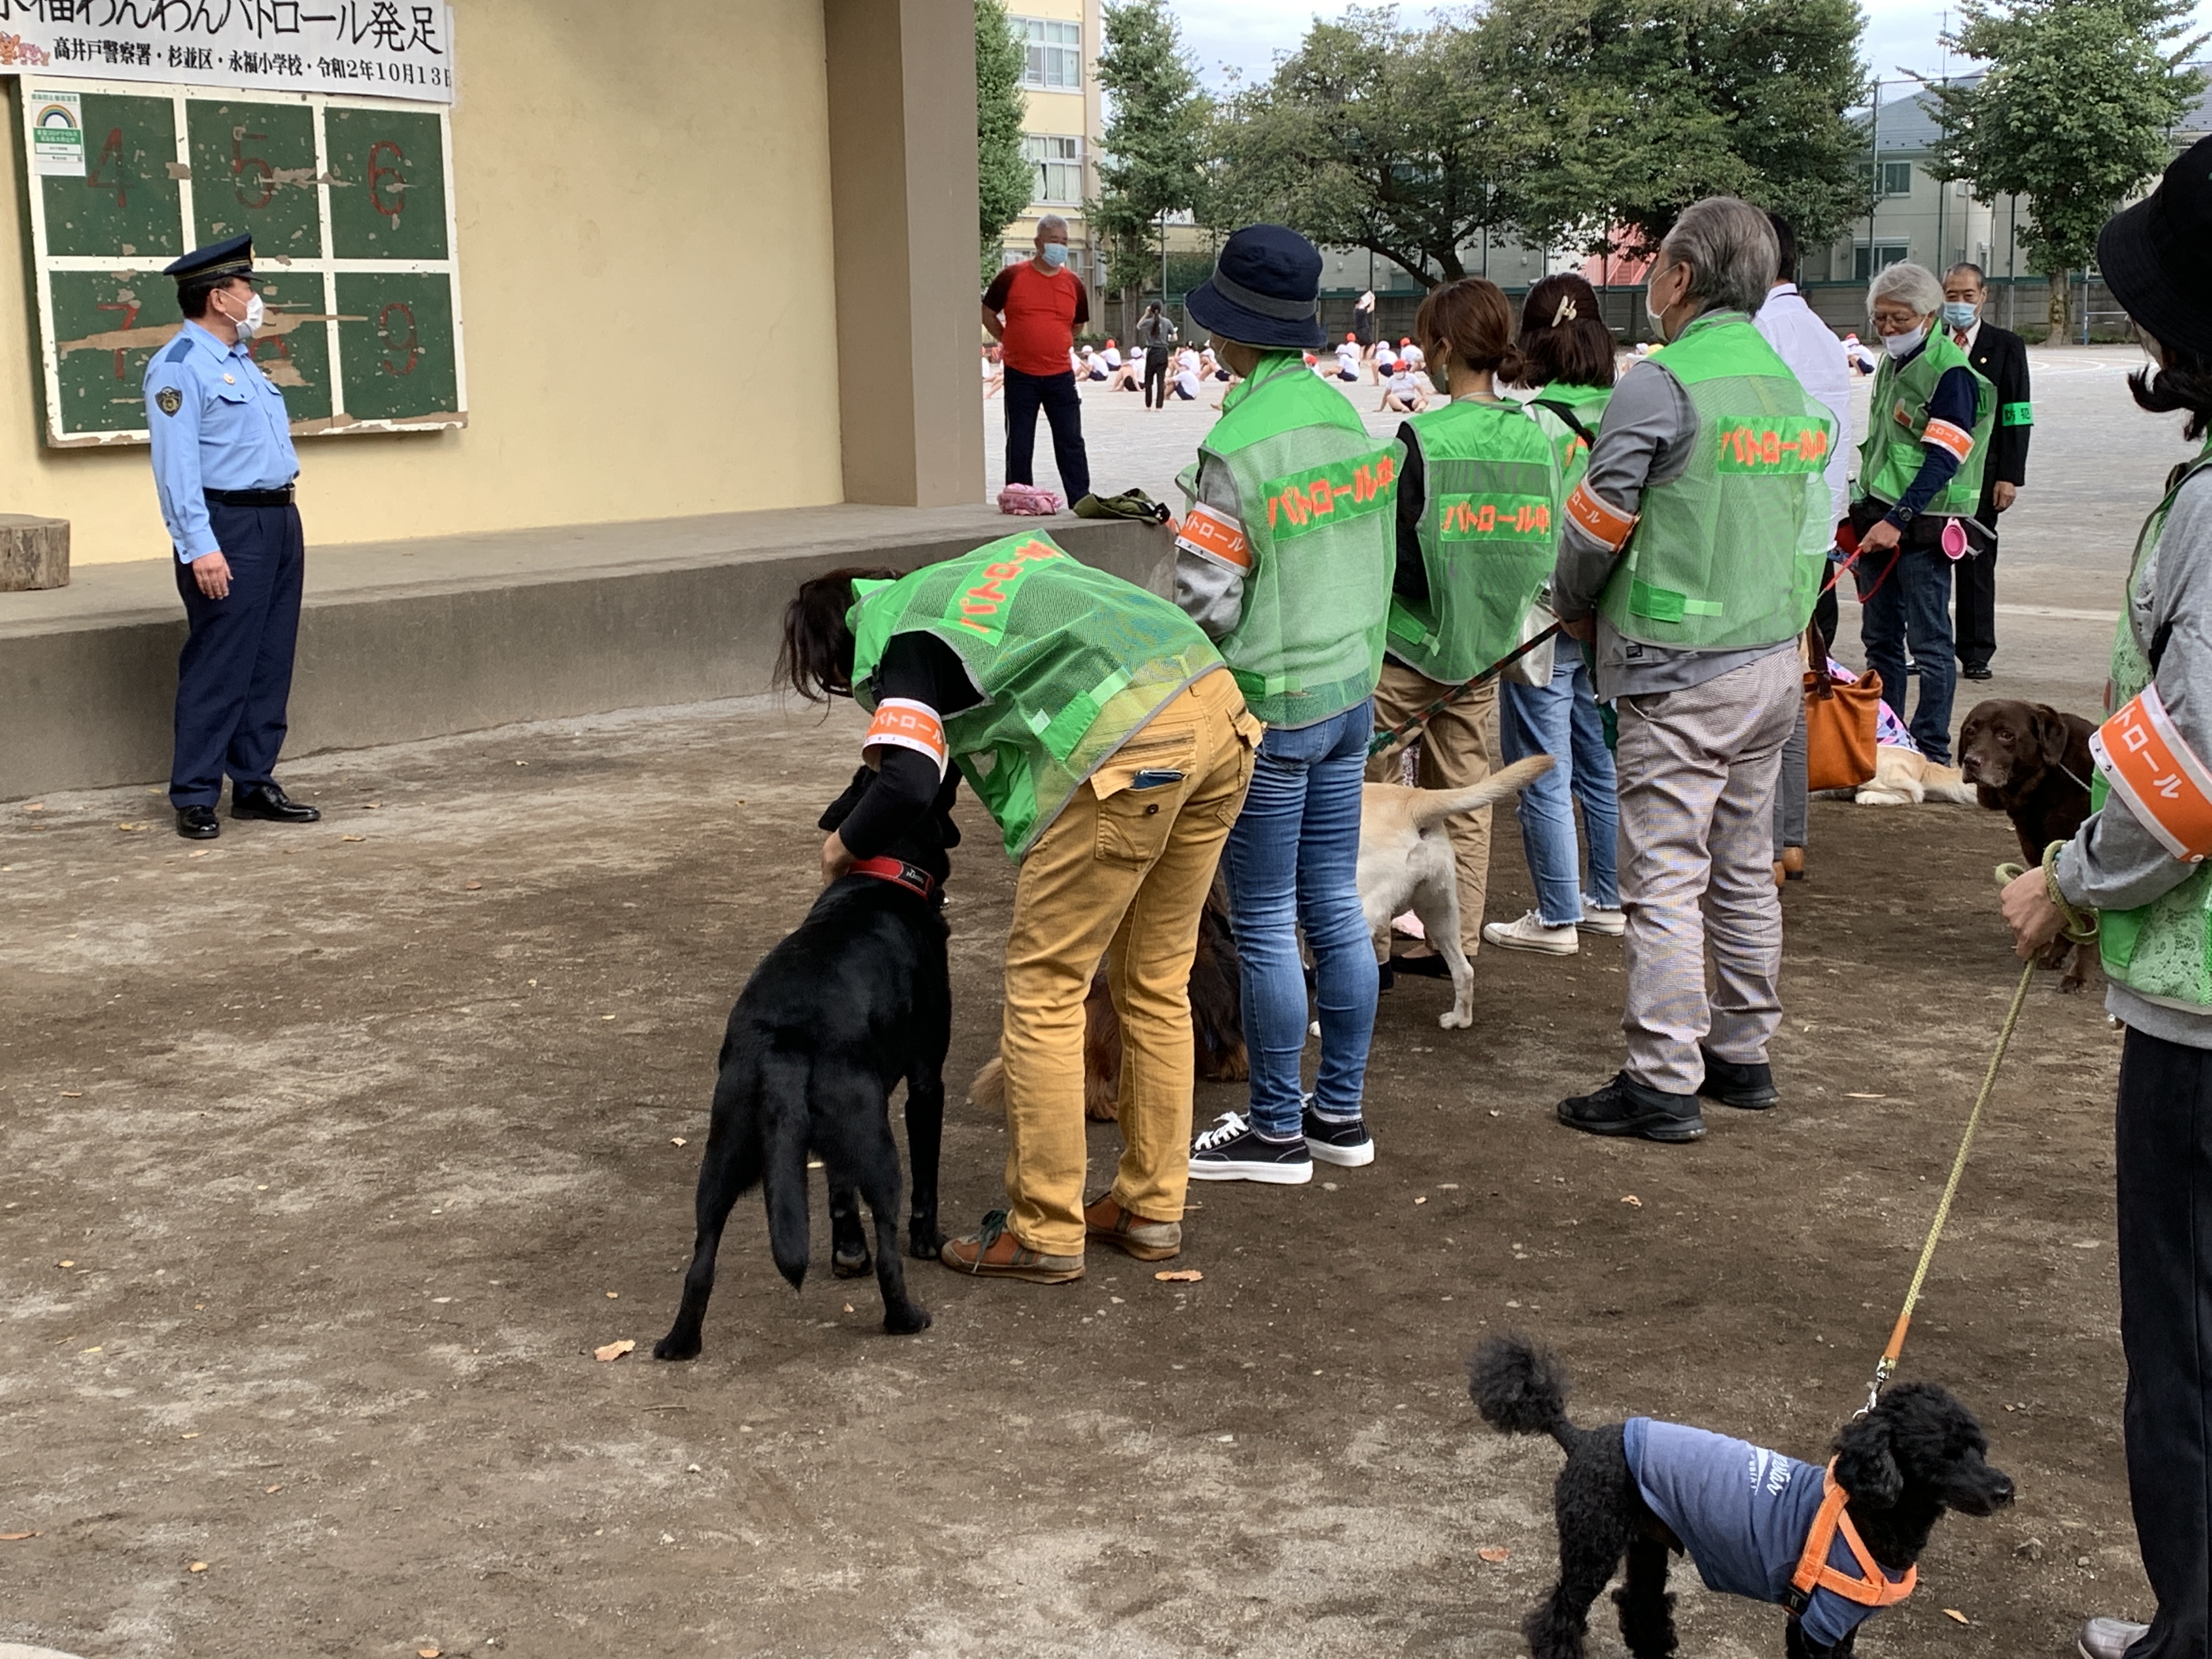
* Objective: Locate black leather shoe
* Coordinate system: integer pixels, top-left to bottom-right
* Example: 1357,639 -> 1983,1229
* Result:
1960,662 -> 1994,680
230,783 -> 320,823
1557,1072 -> 1705,1142
175,806 -> 220,840
1699,1048 -> 1779,1110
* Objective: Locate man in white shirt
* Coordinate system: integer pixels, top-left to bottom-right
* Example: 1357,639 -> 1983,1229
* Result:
1753,212 -> 1854,884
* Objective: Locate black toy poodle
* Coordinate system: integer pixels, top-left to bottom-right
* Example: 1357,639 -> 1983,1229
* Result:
1470,1334 -> 2014,1659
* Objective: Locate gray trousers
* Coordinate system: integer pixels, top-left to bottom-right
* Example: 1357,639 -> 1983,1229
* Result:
1771,699 -> 1809,856
1615,648 -> 1801,1093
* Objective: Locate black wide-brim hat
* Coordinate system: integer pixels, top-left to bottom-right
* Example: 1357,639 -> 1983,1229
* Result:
2098,134 -> 2212,360
1186,224 -> 1327,351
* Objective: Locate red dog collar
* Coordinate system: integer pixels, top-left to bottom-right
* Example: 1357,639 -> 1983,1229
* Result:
848,856 -> 939,900
1785,1460 -> 1917,1613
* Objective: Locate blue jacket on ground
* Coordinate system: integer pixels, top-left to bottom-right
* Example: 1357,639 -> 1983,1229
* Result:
1623,1418 -> 1909,1649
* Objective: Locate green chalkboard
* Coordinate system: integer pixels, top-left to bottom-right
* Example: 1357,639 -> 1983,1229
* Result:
15,76 -> 464,448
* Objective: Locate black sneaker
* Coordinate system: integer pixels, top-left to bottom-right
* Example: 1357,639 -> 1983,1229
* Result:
1557,1073 -> 1705,1143
1302,1098 -> 1375,1167
1189,1111 -> 1313,1184
1699,1048 -> 1778,1110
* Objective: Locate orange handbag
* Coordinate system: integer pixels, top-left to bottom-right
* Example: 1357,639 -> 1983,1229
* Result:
1807,652 -> 1881,792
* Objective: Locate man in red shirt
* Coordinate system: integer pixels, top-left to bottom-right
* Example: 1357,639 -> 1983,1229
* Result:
981,214 -> 1092,505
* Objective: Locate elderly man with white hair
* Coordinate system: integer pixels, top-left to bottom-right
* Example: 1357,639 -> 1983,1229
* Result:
1548,195 -> 1836,1144
1848,260 -> 1994,763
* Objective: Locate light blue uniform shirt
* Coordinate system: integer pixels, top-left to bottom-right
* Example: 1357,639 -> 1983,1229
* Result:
143,320 -> 299,562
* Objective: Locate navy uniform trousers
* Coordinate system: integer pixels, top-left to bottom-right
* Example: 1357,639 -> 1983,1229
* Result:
170,499 -> 305,809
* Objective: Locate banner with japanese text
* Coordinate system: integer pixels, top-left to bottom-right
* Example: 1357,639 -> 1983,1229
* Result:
0,3 -> 454,103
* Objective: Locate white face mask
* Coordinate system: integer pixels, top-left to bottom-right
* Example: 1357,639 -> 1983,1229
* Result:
1881,323 -> 1926,358
1646,267 -> 1680,338
223,288 -> 264,340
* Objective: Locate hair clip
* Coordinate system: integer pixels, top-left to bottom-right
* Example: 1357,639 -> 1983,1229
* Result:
1553,297 -> 1578,325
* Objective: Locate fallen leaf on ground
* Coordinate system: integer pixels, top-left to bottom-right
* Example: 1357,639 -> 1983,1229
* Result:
605,1290 -> 619,1299
179,1432 -> 199,1440
263,1485 -> 282,1494
56,1260 -> 74,1267
670,1137 -> 687,1147
594,1339 -> 635,1362
843,1304 -> 855,1313
419,1649 -> 442,1657
1414,1195 -> 1428,1204
1846,1091 -> 1886,1099
24,803 -> 44,810
187,850 -> 209,859
1154,1269 -> 1204,1282
340,834 -> 365,843
188,1561 -> 208,1572
58,1092 -> 81,1099
117,822 -> 143,832
0,1531 -> 40,1541
1477,1547 -> 1510,1563
1621,1194 -> 1643,1207
1943,1609 -> 1971,1625
464,881 -> 482,890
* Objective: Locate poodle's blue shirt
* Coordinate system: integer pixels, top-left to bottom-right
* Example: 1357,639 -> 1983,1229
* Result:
1624,1418 -> 1907,1648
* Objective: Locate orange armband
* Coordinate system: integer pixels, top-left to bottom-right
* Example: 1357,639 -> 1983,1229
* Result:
2092,684 -> 2212,863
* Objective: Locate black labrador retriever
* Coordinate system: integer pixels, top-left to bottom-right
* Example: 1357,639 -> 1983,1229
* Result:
654,765 -> 956,1359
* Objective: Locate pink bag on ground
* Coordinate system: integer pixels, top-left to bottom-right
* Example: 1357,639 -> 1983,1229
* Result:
997,484 -> 1062,516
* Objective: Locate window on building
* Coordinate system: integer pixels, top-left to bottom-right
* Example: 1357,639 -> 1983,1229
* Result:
1857,160 -> 1914,197
1023,134 -> 1082,205
1013,17 -> 1082,89
1853,241 -> 1911,280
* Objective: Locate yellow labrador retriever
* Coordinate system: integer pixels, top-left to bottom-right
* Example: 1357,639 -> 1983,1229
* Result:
1359,755 -> 1554,1029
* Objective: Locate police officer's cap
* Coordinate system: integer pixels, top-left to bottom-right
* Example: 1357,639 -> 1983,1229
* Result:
163,234 -> 254,285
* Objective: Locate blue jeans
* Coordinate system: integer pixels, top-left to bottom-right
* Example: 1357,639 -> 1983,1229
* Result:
1220,698 -> 1378,1137
1500,650 -> 1620,926
1859,545 -> 1956,764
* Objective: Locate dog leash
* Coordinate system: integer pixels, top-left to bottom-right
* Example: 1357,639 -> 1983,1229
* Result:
1858,857 -> 2097,1415
1365,623 -> 1565,759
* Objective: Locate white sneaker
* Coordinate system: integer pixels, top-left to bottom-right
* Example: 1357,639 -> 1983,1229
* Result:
1578,899 -> 1627,938
1481,911 -> 1579,955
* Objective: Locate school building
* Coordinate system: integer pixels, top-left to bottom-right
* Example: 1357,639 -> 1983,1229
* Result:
0,0 -> 1160,799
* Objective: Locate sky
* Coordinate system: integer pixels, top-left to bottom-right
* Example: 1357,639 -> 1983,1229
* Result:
1168,0 -> 2212,99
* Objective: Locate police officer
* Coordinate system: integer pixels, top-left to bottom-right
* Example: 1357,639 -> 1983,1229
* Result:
145,234 -> 318,840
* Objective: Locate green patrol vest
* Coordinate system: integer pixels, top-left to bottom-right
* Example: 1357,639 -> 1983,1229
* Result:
1597,312 -> 1834,651
1386,397 -> 1561,682
848,531 -> 1223,860
2092,441 -> 2212,1008
1526,383 -> 1613,494
1177,355 -> 1398,726
1857,329 -> 1996,515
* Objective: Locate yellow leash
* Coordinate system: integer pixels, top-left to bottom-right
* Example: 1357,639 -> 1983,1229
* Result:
1858,853 -> 2096,1414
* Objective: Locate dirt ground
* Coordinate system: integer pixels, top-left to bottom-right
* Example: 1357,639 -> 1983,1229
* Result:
0,351 -> 2180,1657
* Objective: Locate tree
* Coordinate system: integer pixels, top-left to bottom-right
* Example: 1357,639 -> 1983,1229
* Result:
976,0 -> 1032,272
1091,0 -> 1212,334
1206,9 -> 1521,290
1927,0 -> 2205,337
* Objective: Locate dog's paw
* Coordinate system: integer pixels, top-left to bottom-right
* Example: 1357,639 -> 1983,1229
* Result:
831,1247 -> 874,1279
906,1225 -> 947,1261
1437,1009 -> 1473,1030
883,1304 -> 933,1336
652,1332 -> 702,1363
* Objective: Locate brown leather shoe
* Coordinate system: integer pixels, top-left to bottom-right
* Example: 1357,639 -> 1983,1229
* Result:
1084,1192 -> 1182,1261
939,1210 -> 1084,1282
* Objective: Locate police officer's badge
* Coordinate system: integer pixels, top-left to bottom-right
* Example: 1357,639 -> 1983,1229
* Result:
156,386 -> 183,416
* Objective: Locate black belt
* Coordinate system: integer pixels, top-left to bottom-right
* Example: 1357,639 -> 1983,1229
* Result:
205,485 -> 295,507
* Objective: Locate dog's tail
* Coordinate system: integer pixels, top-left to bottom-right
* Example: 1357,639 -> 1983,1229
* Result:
1469,1333 -> 1576,1449
758,1051 -> 814,1290
968,1053 -> 1006,1114
1408,755 -> 1554,832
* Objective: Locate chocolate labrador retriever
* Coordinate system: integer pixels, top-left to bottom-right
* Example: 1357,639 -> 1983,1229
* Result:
1957,698 -> 2097,989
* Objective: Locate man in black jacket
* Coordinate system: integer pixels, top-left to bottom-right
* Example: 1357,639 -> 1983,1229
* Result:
1943,262 -> 2032,680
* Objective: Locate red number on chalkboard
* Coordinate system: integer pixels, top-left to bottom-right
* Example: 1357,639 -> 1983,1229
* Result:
86,127 -> 126,208
232,129 -> 274,210
95,300 -> 140,379
377,301 -> 419,377
368,140 -> 405,227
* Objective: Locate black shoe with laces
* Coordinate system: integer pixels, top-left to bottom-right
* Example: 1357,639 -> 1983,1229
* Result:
1698,1048 -> 1778,1110
175,805 -> 220,840
1189,1111 -> 1313,1184
1557,1072 -> 1706,1142
231,783 -> 320,823
1302,1098 -> 1375,1167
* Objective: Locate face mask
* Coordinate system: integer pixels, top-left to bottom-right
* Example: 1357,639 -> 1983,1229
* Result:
1941,301 -> 1978,330
224,289 -> 264,339
1645,269 -> 1678,338
1882,324 -> 1926,358
1039,242 -> 1068,269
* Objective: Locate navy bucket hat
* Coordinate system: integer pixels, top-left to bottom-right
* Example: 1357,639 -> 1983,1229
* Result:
2098,133 -> 2212,360
1186,224 -> 1327,351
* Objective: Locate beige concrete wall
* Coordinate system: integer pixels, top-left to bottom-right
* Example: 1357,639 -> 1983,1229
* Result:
0,0 -> 845,565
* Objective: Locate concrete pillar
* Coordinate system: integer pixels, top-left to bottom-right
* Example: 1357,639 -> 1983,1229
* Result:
824,0 -> 987,508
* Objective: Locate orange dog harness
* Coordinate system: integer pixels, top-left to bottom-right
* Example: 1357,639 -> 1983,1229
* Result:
1783,1460 -> 1917,1615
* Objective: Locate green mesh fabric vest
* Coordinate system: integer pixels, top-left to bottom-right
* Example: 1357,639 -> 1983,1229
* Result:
2092,442 -> 2212,1008
1386,398 -> 1561,682
1857,329 -> 1995,514
848,531 -> 1223,860
1180,355 -> 1398,726
1526,383 -> 1613,494
1597,312 -> 1833,651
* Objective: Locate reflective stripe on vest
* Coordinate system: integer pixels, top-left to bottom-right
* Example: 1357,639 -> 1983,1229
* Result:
848,531 -> 1224,859
1596,312 -> 1832,651
2093,684 -> 2212,864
